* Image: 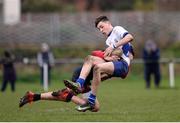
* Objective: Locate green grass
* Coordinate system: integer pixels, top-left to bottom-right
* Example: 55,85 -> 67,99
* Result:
0,74 -> 180,122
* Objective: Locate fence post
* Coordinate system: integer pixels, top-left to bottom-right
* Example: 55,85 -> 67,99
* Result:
43,63 -> 48,91
169,61 -> 175,88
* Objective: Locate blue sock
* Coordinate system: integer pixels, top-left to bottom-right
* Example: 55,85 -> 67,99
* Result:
88,93 -> 96,106
76,78 -> 85,88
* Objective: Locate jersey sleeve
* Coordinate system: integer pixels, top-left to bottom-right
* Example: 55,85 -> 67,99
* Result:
114,26 -> 129,39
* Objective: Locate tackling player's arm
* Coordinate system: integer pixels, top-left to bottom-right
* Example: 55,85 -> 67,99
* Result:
91,49 -> 122,62
104,48 -> 122,61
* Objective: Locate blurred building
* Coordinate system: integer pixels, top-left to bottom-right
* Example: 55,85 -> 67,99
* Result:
21,0 -> 135,12
0,0 -> 2,23
0,0 -> 21,25
156,0 -> 180,11
0,0 -> 179,56
75,0 -> 100,11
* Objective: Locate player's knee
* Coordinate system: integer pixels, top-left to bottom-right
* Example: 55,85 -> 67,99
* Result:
93,64 -> 101,73
84,55 -> 92,62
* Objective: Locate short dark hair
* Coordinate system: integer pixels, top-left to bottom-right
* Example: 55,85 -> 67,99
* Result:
95,16 -> 109,28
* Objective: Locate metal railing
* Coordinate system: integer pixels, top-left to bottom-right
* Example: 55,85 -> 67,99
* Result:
22,57 -> 180,89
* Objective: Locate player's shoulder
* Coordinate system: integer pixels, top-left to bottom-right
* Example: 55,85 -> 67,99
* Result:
113,26 -> 127,33
113,26 -> 125,31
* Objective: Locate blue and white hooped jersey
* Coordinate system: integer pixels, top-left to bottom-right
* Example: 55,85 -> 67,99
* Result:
106,26 -> 132,65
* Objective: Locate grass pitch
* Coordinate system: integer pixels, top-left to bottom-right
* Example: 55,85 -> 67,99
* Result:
0,74 -> 180,122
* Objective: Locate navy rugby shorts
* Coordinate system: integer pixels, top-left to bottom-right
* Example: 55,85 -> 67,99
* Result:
112,60 -> 129,78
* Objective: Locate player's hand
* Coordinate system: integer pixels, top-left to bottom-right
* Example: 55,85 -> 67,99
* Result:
104,46 -> 114,57
104,55 -> 120,62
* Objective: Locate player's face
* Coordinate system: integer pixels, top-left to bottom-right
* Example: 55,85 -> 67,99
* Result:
97,21 -> 113,36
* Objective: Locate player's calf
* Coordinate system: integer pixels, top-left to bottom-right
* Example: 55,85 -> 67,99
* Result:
51,88 -> 74,102
19,88 -> 75,108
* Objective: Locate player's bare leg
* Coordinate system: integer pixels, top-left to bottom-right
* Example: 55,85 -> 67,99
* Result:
64,55 -> 105,92
19,88 -> 74,107
19,88 -> 100,112
76,62 -> 114,112
79,55 -> 105,79
91,62 -> 114,95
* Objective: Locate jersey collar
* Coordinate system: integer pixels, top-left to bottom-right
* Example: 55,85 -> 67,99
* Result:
107,28 -> 113,37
